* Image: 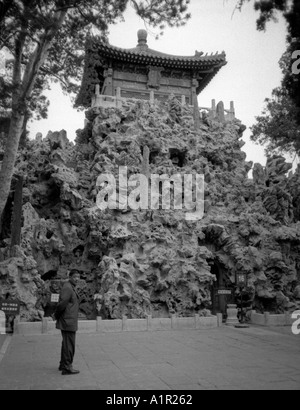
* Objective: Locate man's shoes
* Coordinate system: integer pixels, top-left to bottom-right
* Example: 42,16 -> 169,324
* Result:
58,365 -> 65,371
61,367 -> 80,375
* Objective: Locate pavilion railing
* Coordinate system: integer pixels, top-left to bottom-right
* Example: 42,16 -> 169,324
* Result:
91,85 -> 236,122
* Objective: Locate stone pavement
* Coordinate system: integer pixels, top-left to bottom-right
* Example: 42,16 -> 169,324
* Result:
0,325 -> 299,390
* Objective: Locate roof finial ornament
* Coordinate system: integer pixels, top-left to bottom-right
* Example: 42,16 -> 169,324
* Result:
137,29 -> 148,49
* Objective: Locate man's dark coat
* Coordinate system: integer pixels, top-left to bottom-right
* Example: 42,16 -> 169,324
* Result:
55,281 -> 79,332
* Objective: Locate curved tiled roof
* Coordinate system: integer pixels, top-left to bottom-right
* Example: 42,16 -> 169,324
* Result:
96,42 -> 227,70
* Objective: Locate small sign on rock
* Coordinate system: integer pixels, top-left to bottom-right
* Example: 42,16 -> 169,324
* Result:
50,294 -> 60,303
217,289 -> 232,295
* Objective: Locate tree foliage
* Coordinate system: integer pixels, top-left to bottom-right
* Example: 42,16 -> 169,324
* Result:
236,0 -> 292,31
251,87 -> 300,156
237,0 -> 300,155
0,0 -> 191,115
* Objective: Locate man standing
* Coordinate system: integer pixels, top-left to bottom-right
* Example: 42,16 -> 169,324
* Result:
55,270 -> 81,375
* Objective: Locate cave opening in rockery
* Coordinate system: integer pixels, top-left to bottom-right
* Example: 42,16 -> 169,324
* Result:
210,261 -> 234,319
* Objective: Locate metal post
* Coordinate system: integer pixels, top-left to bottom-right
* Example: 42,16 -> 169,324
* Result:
211,99 -> 216,118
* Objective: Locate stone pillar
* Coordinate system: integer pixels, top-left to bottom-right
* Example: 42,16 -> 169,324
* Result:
230,101 -> 235,120
171,314 -> 177,329
96,316 -> 102,332
264,312 -> 270,326
194,314 -> 199,329
226,304 -> 239,326
42,317 -> 48,334
217,313 -> 223,327
10,175 -> 23,257
216,101 -> 225,123
95,84 -> 100,96
122,315 -> 127,331
211,99 -> 216,118
147,315 -> 152,331
181,95 -> 186,105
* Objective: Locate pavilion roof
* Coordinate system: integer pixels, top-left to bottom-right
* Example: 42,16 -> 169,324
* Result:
96,41 -> 227,71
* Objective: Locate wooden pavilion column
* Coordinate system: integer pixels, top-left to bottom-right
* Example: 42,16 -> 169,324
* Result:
103,68 -> 114,96
192,78 -> 200,130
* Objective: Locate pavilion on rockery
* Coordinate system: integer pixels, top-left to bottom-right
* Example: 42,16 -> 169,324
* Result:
76,30 -> 235,121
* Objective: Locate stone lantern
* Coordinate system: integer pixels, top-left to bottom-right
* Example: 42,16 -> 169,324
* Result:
226,304 -> 239,326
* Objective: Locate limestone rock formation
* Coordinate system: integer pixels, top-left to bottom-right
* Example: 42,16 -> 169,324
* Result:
0,97 -> 299,320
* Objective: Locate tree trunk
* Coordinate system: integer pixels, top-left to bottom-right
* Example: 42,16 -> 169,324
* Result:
10,175 -> 23,256
0,8 -> 68,222
0,111 -> 24,220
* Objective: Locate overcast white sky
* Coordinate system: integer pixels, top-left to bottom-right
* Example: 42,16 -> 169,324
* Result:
28,0 -> 296,168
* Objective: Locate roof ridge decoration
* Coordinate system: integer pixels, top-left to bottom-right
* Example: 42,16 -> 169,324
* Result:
99,30 -> 226,63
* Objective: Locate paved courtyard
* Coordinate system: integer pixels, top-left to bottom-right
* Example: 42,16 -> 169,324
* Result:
0,325 -> 299,390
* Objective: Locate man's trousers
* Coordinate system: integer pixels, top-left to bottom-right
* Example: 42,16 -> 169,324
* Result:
60,330 -> 76,369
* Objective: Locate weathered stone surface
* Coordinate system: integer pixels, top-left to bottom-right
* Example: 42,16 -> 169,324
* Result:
0,97 -> 299,320
0,248 -> 45,321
